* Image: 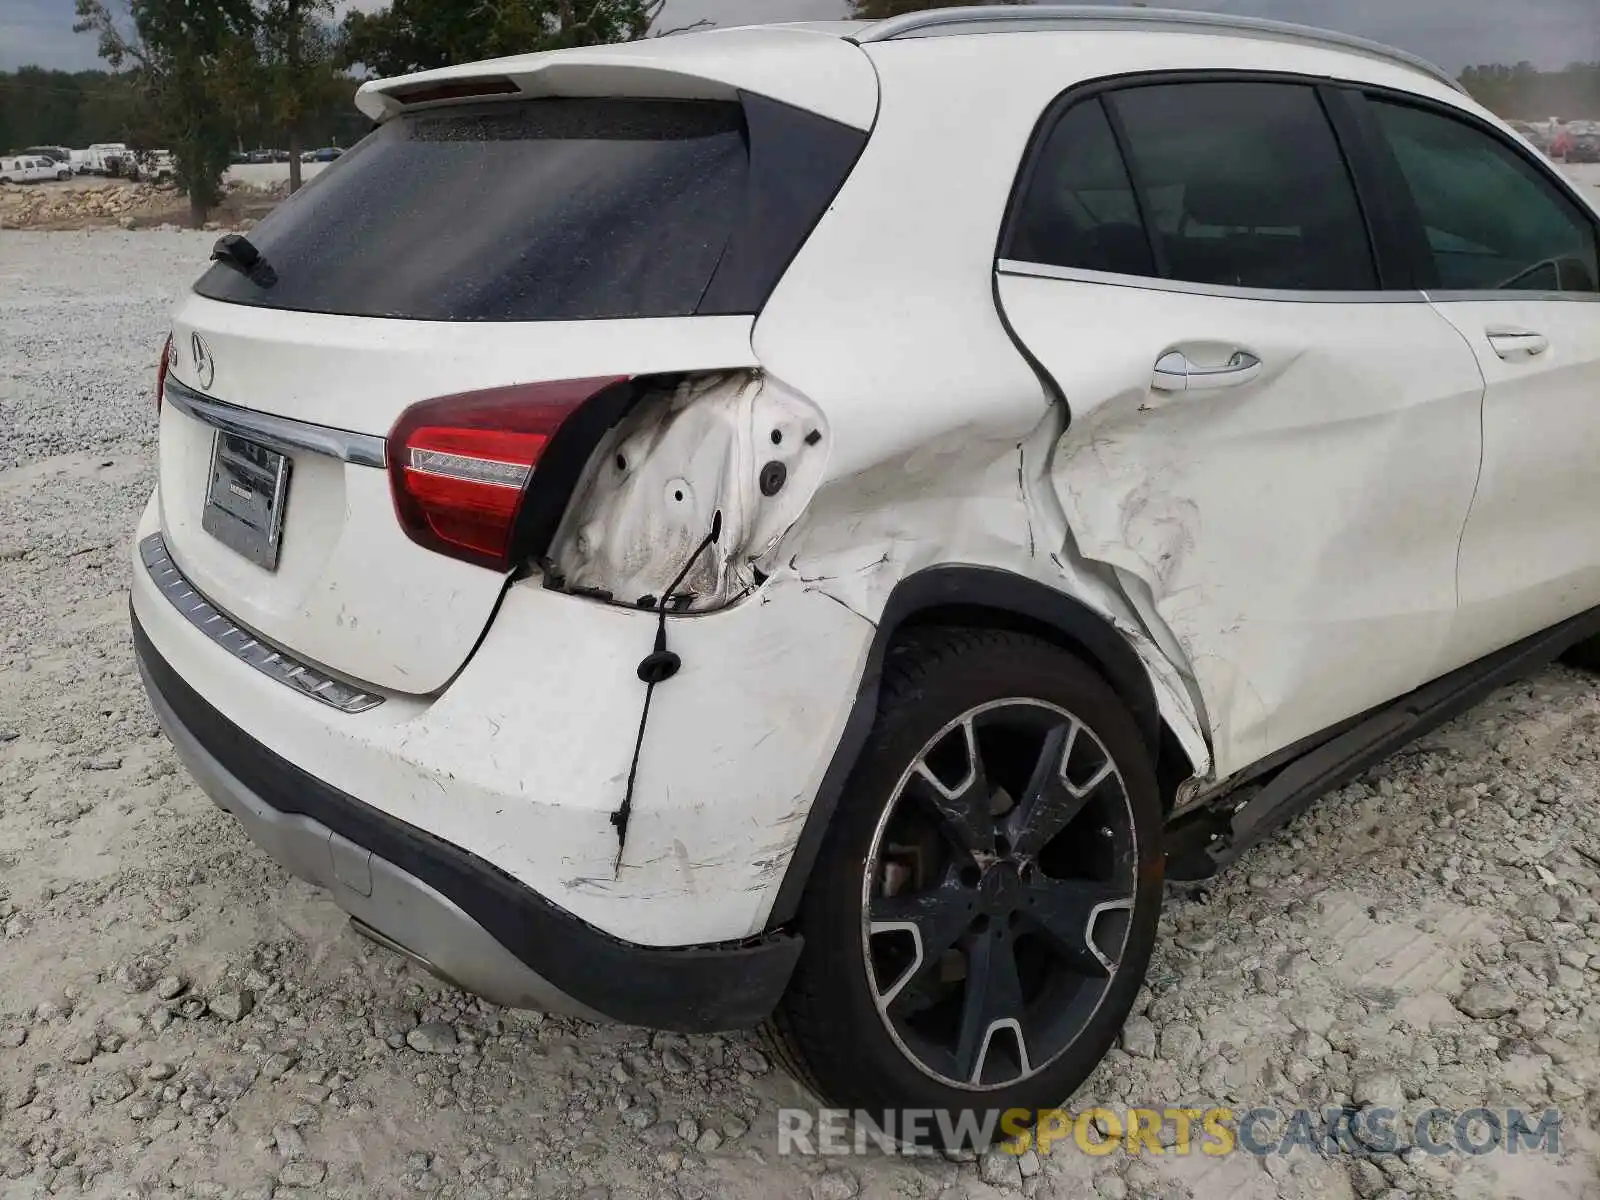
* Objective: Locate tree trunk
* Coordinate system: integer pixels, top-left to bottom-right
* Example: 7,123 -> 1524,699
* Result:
188,190 -> 208,230
287,0 -> 304,194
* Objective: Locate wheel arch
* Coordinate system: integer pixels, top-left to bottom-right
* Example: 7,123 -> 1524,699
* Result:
765,563 -> 1182,930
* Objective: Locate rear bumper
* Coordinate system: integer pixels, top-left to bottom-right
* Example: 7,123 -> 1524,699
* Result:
133,610 -> 802,1032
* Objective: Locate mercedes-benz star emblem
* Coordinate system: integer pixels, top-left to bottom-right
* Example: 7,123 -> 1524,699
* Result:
191,332 -> 215,391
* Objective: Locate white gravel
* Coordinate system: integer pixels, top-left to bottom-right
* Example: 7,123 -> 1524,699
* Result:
2,229 -> 1600,1200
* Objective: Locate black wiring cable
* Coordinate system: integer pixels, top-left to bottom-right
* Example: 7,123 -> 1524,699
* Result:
611,510 -> 723,875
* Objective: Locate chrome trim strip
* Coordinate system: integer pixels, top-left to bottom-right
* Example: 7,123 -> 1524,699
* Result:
164,376 -> 388,469
1424,289 -> 1600,304
140,533 -> 386,714
996,258 -> 1428,304
856,6 -> 1463,94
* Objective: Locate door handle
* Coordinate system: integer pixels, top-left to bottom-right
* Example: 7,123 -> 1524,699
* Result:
1485,327 -> 1549,359
1151,349 -> 1262,393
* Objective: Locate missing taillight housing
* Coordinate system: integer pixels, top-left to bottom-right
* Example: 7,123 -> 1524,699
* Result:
387,377 -> 627,571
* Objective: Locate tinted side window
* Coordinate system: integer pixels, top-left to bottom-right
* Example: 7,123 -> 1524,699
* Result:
1108,82 -> 1377,291
1368,100 -> 1600,293
1006,97 -> 1155,278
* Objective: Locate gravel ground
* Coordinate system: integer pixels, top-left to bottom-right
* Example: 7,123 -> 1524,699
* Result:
2,230 -> 1600,1200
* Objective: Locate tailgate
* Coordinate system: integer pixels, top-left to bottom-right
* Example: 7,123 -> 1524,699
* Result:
160,301 -> 755,694
153,76 -> 869,695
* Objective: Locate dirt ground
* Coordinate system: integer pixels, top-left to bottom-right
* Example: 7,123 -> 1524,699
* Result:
1,212 -> 1599,1200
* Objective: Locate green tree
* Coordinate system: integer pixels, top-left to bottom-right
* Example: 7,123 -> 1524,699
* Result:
340,0 -> 657,77
0,68 -> 141,152
220,0 -> 343,192
74,0 -> 256,226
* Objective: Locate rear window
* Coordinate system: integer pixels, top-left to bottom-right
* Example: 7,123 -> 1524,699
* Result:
195,95 -> 865,322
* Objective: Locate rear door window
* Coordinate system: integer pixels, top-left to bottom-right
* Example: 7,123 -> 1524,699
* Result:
1005,79 -> 1379,292
1365,99 -> 1600,293
1109,82 -> 1377,291
1006,97 -> 1155,278
194,96 -> 863,322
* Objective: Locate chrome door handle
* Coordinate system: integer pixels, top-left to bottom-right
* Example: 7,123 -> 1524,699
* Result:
1151,349 -> 1262,393
1485,327 -> 1549,359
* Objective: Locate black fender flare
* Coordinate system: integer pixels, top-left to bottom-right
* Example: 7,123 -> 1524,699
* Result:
765,564 -> 1164,929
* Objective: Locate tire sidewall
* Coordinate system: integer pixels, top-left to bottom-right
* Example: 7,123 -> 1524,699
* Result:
790,634 -> 1165,1139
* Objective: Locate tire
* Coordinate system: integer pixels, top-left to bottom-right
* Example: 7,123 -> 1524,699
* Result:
769,627 -> 1164,1149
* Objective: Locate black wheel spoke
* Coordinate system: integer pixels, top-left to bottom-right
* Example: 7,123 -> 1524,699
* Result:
906,718 -> 995,861
954,930 -> 1028,1084
868,882 -> 974,1011
1019,875 -> 1133,978
1002,720 -> 1113,861
862,696 -> 1142,1094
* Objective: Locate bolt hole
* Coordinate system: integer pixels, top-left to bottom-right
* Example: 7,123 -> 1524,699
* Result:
674,489 -> 684,502
770,429 -> 783,445
615,454 -> 627,471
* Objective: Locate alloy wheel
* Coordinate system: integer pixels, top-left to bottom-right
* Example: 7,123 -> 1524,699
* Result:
861,698 -> 1139,1090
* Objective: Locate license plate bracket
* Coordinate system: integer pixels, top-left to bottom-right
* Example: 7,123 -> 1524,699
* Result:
202,432 -> 291,570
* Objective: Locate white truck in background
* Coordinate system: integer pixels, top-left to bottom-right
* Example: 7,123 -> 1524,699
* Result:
84,143 -> 131,176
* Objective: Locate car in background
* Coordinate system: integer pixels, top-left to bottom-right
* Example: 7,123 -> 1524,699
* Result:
0,155 -> 64,183
21,145 -> 75,176
1569,133 -> 1600,163
1551,127 -> 1574,158
125,150 -> 177,183
310,146 -> 343,162
1508,121 -> 1552,153
83,142 -> 132,176
245,149 -> 275,164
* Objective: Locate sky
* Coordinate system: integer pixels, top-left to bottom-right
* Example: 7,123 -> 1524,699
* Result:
3,0 -> 1597,75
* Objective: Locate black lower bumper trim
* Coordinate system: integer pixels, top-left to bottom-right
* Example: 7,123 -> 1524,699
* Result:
132,607 -> 801,1032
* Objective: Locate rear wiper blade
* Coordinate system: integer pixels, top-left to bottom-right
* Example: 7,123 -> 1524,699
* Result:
210,233 -> 278,288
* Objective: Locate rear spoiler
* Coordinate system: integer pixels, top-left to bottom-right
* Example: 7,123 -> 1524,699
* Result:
354,26 -> 879,132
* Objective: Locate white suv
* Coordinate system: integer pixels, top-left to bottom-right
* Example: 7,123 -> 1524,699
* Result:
132,5 -> 1600,1141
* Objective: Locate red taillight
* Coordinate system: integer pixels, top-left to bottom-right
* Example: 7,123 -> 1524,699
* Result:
156,334 -> 172,412
387,378 -> 627,571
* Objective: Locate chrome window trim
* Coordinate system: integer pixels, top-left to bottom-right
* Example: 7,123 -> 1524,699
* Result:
855,6 -> 1462,95
140,533 -> 386,714
996,258 -> 1427,304
163,376 -> 388,468
1423,289 -> 1600,304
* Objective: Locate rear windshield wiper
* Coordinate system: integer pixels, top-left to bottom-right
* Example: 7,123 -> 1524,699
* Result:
210,233 -> 278,288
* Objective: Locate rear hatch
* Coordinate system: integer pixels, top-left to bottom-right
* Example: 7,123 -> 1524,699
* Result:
157,34 -> 873,695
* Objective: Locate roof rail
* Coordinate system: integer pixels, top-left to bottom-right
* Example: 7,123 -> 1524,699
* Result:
853,5 -> 1462,94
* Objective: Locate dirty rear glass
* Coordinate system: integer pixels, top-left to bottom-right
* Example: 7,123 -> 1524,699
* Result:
193,99 -> 752,321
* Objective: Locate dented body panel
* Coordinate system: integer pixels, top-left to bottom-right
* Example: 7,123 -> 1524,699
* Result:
132,489 -> 874,947
998,270 -> 1485,777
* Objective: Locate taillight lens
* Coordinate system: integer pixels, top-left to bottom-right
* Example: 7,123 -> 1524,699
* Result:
387,378 -> 626,571
156,334 -> 172,412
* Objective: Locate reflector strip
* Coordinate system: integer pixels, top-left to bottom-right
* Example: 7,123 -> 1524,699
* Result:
407,447 -> 531,489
